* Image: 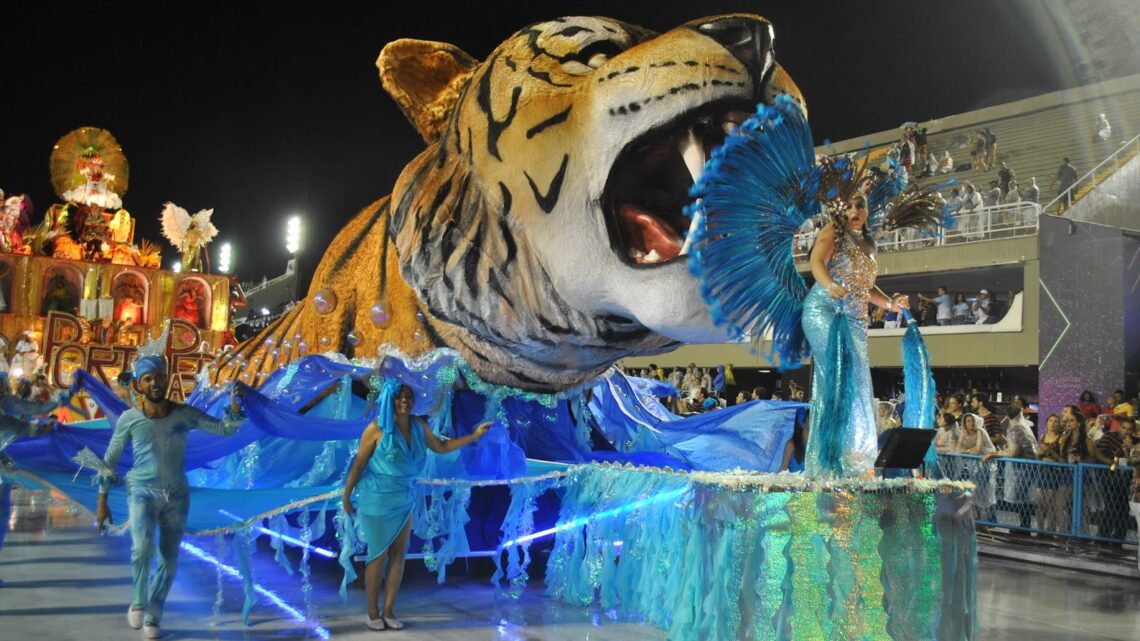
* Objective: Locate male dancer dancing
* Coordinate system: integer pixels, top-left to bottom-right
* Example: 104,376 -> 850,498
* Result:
95,356 -> 244,638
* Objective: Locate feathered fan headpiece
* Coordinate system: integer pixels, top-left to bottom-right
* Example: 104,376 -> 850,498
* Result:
686,95 -> 948,367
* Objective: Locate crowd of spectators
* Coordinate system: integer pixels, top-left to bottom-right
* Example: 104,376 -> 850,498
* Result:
867,285 -> 1016,328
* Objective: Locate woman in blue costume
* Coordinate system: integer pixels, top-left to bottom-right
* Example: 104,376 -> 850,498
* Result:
342,381 -> 491,631
803,194 -> 910,477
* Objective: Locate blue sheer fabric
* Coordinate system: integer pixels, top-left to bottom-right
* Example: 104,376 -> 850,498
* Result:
8,354 -> 802,533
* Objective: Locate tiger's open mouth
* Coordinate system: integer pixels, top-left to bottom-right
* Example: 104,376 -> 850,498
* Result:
603,99 -> 755,267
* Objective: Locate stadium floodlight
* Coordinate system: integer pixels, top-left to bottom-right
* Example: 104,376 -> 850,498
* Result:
285,216 -> 302,254
218,242 -> 233,274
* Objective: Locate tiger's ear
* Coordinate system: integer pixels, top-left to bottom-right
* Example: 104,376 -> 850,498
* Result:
378,39 -> 479,144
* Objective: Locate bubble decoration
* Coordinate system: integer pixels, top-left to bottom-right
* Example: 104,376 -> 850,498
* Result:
319,335 -> 331,348
346,330 -> 360,346
413,329 -> 425,343
312,289 -> 338,315
265,336 -> 275,347
298,341 -> 308,354
370,301 -> 391,328
415,310 -> 426,323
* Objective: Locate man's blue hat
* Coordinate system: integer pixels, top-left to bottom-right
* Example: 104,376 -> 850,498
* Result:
133,355 -> 167,379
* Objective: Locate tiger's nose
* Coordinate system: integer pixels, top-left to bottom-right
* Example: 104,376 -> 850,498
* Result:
691,15 -> 774,82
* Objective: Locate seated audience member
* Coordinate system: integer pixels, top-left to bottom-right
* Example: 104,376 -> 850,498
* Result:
734,390 -> 749,405
939,150 -> 954,174
750,386 -> 768,402
771,389 -> 789,401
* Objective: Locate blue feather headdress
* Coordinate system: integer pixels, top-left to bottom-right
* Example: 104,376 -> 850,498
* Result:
686,96 -> 943,367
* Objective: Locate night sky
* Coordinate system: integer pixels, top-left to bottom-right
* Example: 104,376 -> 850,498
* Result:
4,1 -> 1086,287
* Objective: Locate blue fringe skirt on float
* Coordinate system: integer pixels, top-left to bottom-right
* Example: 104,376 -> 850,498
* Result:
800,285 -> 878,478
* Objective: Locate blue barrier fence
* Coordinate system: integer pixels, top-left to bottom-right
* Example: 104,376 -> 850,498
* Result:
935,453 -> 1137,544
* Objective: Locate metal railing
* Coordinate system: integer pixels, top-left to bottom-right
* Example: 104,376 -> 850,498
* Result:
1043,133 -> 1140,215
935,453 -> 1137,544
792,202 -> 1042,261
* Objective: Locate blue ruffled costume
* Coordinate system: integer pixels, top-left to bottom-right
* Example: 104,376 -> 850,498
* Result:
353,380 -> 427,563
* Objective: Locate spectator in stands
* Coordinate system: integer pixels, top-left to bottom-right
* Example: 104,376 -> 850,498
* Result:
919,287 -> 953,326
972,392 -> 1004,447
944,188 -> 963,215
1090,415 -> 1132,542
1095,113 -> 1112,145
1023,177 -> 1040,204
899,127 -> 916,171
984,180 -> 1002,207
668,367 -> 684,393
734,390 -> 749,405
959,183 -> 985,240
1035,414 -> 1069,534
956,414 -> 996,454
682,364 -> 700,396
938,150 -> 954,174
971,131 -> 989,172
1079,391 -> 1102,419
699,367 -> 713,393
914,298 -> 934,326
972,289 -> 992,324
984,406 -> 1038,529
934,412 -> 961,454
771,389 -> 789,401
983,127 -> 998,169
913,126 -> 928,159
1105,389 -> 1123,415
1112,392 -> 1135,419
952,294 -> 970,325
1003,181 -> 1021,206
997,162 -> 1015,195
750,386 -> 768,401
922,152 -> 939,178
1060,411 -> 1089,463
1050,158 -> 1079,214
883,296 -> 901,329
945,393 -> 965,423
869,305 -> 886,329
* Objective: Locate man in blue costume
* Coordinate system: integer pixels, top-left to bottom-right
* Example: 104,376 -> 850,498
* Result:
95,355 -> 245,639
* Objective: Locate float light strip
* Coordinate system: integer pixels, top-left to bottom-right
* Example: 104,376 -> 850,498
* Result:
498,486 -> 687,548
180,540 -> 331,641
218,509 -> 337,559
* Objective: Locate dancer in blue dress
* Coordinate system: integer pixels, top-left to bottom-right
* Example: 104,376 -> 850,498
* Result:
341,380 -> 491,630
802,193 -> 909,477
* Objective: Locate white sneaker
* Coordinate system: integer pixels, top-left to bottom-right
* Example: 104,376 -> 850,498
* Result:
365,616 -> 386,630
144,624 -> 161,639
383,616 -> 404,630
127,607 -> 144,630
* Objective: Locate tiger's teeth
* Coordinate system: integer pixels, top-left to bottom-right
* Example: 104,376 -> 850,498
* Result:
678,205 -> 702,256
679,128 -> 705,184
642,249 -> 663,264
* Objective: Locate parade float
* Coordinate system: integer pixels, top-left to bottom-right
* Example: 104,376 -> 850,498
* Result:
5,15 -> 978,640
0,127 -> 235,409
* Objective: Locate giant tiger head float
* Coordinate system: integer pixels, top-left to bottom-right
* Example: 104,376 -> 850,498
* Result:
227,15 -> 803,392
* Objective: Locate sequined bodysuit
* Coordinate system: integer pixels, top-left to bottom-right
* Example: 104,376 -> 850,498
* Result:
801,232 -> 879,477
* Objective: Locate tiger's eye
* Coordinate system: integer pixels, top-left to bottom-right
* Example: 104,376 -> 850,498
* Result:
587,53 -> 609,69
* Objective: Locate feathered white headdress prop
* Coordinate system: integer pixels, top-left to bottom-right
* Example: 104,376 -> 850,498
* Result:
160,202 -> 218,249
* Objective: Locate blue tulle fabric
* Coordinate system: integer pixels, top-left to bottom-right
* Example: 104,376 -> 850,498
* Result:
8,352 -> 802,533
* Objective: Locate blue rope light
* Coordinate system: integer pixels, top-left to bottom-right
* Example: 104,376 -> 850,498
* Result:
498,486 -> 687,548
180,540 -> 332,640
218,509 -> 337,559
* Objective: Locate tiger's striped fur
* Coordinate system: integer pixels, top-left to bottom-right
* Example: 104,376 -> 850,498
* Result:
218,15 -> 803,392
